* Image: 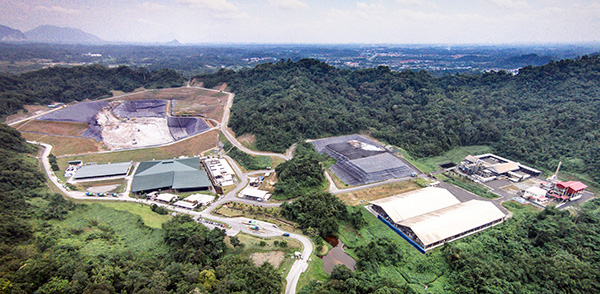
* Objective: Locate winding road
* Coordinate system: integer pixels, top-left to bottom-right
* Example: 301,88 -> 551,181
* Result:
22,86 -> 311,294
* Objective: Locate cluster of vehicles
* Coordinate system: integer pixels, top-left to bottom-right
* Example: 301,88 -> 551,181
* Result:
85,192 -> 118,197
198,218 -> 226,229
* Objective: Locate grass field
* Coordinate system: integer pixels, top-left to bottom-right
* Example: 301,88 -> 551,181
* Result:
56,130 -> 218,170
16,120 -> 90,137
297,254 -> 328,290
23,132 -> 102,155
399,145 -> 492,173
228,232 -> 303,288
51,203 -> 169,257
336,180 -> 422,205
95,202 -> 171,228
338,207 -> 449,292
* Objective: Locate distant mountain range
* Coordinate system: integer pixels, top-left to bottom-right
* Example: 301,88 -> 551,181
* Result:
0,24 -> 103,44
0,25 -> 26,41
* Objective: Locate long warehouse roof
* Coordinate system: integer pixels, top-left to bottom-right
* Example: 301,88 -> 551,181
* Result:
398,200 -> 505,247
370,187 -> 460,223
73,162 -> 131,179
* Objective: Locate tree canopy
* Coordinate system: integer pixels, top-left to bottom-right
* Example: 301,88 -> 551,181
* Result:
196,56 -> 600,182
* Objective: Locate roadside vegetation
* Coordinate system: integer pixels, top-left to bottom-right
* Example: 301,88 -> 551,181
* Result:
222,136 -> 272,171
273,142 -> 327,200
442,171 -> 499,199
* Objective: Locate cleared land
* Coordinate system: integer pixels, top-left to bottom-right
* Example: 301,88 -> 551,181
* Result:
23,132 -> 102,155
17,120 -> 91,137
116,88 -> 228,122
336,180 -> 421,205
5,104 -> 52,124
250,251 -> 285,268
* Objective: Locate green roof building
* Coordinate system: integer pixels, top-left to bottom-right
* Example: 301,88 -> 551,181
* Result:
131,157 -> 212,193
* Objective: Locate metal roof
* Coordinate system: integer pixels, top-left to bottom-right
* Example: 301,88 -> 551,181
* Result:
557,181 -> 587,191
131,157 -> 211,192
398,200 -> 506,247
73,162 -> 131,179
370,187 -> 461,223
487,162 -> 520,174
350,152 -> 408,173
240,187 -> 269,198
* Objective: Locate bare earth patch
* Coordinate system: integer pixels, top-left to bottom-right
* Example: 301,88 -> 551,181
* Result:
337,180 -> 421,206
250,251 -> 285,268
238,134 -> 256,147
5,105 -> 51,124
97,108 -> 173,150
22,133 -> 102,156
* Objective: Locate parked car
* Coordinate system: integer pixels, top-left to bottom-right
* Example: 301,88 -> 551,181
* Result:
85,192 -> 94,196
282,233 -> 290,237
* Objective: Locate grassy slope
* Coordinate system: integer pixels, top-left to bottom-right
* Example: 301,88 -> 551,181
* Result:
338,207 -> 449,293
50,203 -> 169,257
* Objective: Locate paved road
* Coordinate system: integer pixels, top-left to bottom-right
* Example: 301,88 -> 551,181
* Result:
215,88 -> 295,161
32,141 -> 311,294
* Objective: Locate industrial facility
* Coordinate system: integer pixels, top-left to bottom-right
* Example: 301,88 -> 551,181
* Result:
459,153 -> 541,183
131,157 -> 212,194
204,158 -> 235,187
370,187 -> 506,253
312,135 -> 415,185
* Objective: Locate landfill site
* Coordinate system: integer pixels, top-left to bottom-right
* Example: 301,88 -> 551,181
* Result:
37,99 -> 210,150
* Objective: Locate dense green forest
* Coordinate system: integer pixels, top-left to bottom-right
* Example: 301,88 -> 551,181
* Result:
0,123 -> 281,293
0,64 -> 184,118
196,56 -> 600,182
273,142 -> 326,200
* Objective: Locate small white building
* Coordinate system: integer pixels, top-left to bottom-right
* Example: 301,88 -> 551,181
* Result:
173,200 -> 197,210
239,187 -> 271,202
184,194 -> 215,206
156,193 -> 178,203
523,186 -> 548,203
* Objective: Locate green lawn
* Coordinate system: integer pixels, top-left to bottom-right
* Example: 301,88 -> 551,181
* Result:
399,145 -> 492,173
297,254 -> 329,290
95,202 -> 171,228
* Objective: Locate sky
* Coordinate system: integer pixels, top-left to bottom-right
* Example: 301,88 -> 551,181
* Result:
1,0 -> 600,44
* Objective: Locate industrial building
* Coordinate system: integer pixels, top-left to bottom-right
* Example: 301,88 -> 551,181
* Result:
548,181 -> 587,201
312,135 -> 415,185
131,157 -> 212,193
371,187 -> 506,253
239,187 -> 271,202
72,162 -> 131,181
204,158 -> 235,186
460,153 -> 541,182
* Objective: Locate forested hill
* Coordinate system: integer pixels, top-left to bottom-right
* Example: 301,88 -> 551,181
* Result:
0,64 -> 184,118
196,56 -> 600,182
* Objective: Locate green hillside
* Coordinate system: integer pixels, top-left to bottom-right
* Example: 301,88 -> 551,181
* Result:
196,56 -> 600,183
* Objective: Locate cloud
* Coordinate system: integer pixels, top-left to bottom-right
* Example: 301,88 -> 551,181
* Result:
141,2 -> 168,11
176,0 -> 248,18
35,5 -> 78,15
268,0 -> 309,10
487,0 -> 529,9
396,0 -> 432,7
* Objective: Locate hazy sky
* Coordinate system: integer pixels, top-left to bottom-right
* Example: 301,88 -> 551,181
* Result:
2,0 -> 599,44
